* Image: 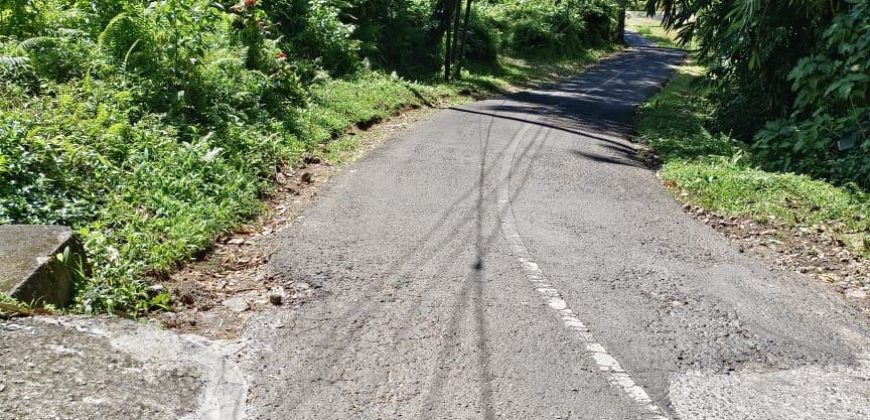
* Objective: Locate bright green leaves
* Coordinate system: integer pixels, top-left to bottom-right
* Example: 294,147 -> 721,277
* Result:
754,0 -> 869,188
789,2 -> 870,113
649,0 -> 868,188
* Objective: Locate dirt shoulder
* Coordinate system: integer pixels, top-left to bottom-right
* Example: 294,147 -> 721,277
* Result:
159,105 -> 444,339
675,201 -> 869,311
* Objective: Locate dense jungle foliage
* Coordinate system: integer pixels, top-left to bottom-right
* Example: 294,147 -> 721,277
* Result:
649,0 -> 869,189
0,0 -> 623,313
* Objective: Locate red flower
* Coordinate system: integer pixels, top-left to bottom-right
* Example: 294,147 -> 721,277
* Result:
245,0 -> 256,7
277,51 -> 287,61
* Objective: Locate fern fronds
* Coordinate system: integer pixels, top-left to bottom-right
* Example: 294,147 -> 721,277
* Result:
98,12 -> 154,61
0,55 -> 30,71
0,55 -> 37,93
18,36 -> 60,51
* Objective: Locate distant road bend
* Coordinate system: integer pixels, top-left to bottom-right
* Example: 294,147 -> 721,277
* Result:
243,33 -> 870,419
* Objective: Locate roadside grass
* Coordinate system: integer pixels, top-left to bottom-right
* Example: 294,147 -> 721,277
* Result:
626,11 -> 694,49
634,25 -> 681,48
637,64 -> 870,257
0,48 -> 615,315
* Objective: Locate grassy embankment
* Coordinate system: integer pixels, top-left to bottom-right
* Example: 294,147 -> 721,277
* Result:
633,20 -> 869,257
0,49 -> 614,314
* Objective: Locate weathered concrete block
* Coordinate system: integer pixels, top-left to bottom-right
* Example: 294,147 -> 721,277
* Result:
0,225 -> 87,307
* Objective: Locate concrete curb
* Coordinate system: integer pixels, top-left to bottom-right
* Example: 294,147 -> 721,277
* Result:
0,225 -> 88,307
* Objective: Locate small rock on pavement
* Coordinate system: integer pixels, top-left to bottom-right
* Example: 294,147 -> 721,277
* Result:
179,292 -> 195,306
160,312 -> 178,324
222,296 -> 250,313
269,293 -> 283,306
146,284 -> 166,297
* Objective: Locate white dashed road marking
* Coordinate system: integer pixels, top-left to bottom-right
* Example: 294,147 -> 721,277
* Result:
494,122 -> 668,419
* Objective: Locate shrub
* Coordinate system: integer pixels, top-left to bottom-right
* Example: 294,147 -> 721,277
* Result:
0,50 -> 39,93
19,31 -> 99,81
481,0 -> 616,58
262,0 -> 360,76
460,12 -> 499,65
753,1 -> 869,189
347,0 -> 438,75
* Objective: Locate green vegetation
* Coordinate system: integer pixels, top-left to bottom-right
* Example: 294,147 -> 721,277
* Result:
638,64 -> 870,257
633,3 -> 869,256
625,12 -> 679,48
634,25 -> 677,48
0,0 -> 622,314
648,0 -> 869,189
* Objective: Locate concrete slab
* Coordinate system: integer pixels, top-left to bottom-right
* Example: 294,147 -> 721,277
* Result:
0,316 -> 247,419
0,225 -> 86,307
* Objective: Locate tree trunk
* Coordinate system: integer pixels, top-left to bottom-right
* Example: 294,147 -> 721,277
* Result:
449,0 -> 464,79
428,0 -> 451,77
617,2 -> 626,44
443,0 -> 455,80
454,0 -> 473,80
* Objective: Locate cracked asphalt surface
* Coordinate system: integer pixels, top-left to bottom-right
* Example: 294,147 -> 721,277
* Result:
2,33 -> 869,419
243,34 -> 870,418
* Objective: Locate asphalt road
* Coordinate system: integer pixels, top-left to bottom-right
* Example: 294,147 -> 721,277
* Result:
4,34 -> 867,420
241,34 -> 870,419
